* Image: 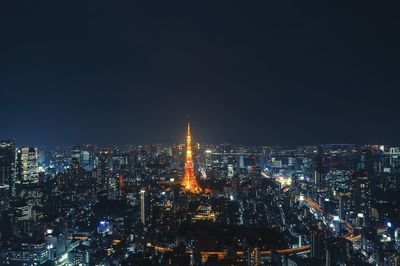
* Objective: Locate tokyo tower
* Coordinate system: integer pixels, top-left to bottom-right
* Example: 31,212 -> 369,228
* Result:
181,122 -> 202,193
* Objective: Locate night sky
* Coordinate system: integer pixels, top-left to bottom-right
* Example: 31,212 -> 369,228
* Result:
1,1 -> 400,146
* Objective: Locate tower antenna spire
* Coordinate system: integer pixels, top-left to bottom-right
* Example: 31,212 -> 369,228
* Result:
181,119 -> 201,193
187,114 -> 191,135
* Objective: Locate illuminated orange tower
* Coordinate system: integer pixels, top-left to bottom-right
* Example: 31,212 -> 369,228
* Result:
182,122 -> 202,193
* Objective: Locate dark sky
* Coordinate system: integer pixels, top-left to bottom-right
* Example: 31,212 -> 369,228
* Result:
1,1 -> 400,146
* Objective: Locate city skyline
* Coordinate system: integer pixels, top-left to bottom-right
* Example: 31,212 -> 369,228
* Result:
1,133 -> 399,265
1,2 -> 400,265
3,119 -> 400,147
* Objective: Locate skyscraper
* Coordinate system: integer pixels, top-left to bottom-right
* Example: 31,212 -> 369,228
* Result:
98,149 -> 110,191
71,145 -> 81,161
324,238 -> 340,266
16,147 -> 39,183
140,189 -> 149,226
314,146 -> 324,189
310,227 -> 324,261
70,157 -> 84,188
352,171 -> 372,222
181,123 -> 201,193
0,140 -> 16,197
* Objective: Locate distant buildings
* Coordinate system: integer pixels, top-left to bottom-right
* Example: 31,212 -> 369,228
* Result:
0,133 -> 400,265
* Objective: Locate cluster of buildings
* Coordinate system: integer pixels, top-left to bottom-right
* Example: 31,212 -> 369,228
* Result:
0,125 -> 399,265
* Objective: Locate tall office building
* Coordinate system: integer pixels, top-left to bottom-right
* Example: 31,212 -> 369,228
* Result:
0,140 -> 16,197
16,147 -> 39,183
239,155 -> 245,169
140,189 -> 149,226
310,227 -> 324,261
259,149 -> 268,170
71,145 -> 81,161
98,149 -> 110,191
81,144 -> 96,171
70,158 -> 85,188
314,146 -> 324,189
324,238 -> 340,266
339,195 -> 348,220
352,171 -> 372,222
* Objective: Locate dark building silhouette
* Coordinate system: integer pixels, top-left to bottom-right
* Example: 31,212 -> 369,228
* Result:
352,171 -> 372,223
314,146 -> 325,190
0,140 -> 15,198
310,227 -> 324,261
98,149 -> 111,192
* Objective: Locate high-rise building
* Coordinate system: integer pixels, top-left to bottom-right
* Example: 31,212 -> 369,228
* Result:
98,149 -> 110,191
239,155 -> 245,169
140,189 -> 149,226
339,195 -> 345,220
107,173 -> 121,199
310,227 -> 324,261
352,171 -> 372,222
118,173 -> 124,197
71,145 -> 81,161
16,147 -> 39,183
324,238 -> 340,266
69,157 -> 85,188
0,140 -> 16,197
314,146 -> 324,189
81,144 -> 96,171
259,149 -> 268,170
181,123 -> 201,193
